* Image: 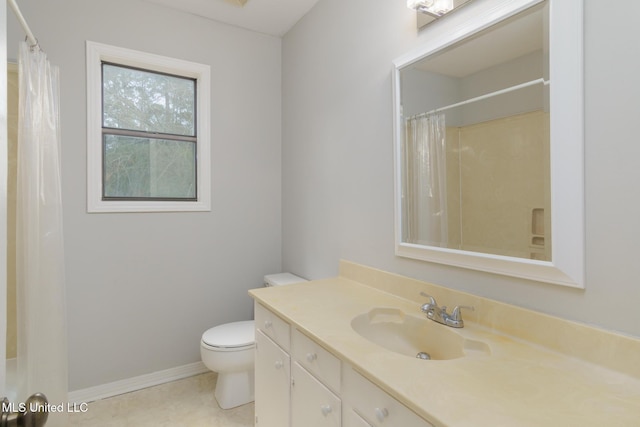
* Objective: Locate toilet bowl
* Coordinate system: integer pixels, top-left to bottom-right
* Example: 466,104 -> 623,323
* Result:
201,273 -> 306,409
200,320 -> 255,409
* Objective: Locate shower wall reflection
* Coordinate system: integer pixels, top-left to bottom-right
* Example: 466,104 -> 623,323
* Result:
445,111 -> 551,260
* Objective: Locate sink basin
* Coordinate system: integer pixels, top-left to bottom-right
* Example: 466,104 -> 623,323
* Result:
351,307 -> 490,360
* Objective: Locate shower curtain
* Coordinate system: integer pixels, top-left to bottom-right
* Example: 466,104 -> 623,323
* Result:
16,41 -> 68,426
404,112 -> 448,247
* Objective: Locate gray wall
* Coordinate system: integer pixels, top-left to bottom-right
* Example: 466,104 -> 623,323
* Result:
8,0 -> 283,390
282,0 -> 640,339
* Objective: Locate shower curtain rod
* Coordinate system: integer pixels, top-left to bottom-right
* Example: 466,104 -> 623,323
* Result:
410,78 -> 550,120
8,0 -> 38,48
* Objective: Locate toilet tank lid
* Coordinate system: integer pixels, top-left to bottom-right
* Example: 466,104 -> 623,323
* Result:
264,272 -> 307,287
202,320 -> 255,348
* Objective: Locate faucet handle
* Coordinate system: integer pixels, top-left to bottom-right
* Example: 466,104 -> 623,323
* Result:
419,292 -> 437,306
419,292 -> 438,314
451,305 -> 475,321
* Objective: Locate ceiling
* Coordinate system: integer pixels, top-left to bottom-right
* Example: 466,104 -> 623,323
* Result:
142,0 -> 321,37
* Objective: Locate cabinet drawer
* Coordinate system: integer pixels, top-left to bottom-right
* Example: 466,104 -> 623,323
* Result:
344,367 -> 434,427
292,329 -> 341,393
344,410 -> 373,427
292,362 -> 341,427
255,302 -> 290,351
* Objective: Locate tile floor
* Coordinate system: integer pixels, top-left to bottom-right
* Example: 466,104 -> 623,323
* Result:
69,373 -> 254,427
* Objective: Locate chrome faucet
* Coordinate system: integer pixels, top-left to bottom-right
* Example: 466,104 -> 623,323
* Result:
419,292 -> 474,328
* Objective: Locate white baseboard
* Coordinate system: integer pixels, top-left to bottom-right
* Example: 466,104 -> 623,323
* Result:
69,362 -> 208,403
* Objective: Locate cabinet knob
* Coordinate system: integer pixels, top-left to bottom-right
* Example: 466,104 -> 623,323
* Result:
375,407 -> 389,421
264,320 -> 273,329
306,352 -> 318,363
274,360 -> 284,369
320,404 -> 332,416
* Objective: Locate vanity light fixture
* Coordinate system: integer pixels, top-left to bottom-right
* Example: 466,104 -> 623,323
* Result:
407,0 -> 454,17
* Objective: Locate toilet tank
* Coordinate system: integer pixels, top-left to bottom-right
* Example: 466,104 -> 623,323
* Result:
263,273 -> 307,287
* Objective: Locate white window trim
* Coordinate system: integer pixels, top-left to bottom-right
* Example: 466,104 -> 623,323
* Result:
86,41 -> 211,213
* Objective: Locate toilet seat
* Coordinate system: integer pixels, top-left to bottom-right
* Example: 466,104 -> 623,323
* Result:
201,320 -> 255,351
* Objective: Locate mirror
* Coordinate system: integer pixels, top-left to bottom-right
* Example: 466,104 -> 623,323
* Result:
403,3 -> 550,261
393,0 -> 584,288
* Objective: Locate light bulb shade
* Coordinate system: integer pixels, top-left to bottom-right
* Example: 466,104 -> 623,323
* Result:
407,0 -> 454,17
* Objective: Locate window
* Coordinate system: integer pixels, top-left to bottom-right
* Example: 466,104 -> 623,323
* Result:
87,42 -> 211,212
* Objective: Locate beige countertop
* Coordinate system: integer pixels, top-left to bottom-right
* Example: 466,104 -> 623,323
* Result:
249,274 -> 640,427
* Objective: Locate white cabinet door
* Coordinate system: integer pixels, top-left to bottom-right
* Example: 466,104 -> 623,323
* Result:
255,330 -> 291,427
292,362 -> 341,427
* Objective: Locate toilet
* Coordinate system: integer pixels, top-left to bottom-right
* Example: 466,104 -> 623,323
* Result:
200,273 -> 307,409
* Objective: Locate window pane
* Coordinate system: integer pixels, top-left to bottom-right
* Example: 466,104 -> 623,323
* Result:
103,64 -> 195,136
104,135 -> 196,199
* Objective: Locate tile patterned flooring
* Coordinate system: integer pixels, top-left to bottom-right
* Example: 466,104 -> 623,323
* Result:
69,373 -> 254,426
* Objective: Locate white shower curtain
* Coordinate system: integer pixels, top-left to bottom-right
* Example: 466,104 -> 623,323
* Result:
16,41 -> 68,426
404,112 -> 448,246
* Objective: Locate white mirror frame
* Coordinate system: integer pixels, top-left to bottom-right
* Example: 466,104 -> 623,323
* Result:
392,0 -> 584,288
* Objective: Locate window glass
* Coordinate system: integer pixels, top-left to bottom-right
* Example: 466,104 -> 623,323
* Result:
102,63 -> 196,137
103,135 -> 196,199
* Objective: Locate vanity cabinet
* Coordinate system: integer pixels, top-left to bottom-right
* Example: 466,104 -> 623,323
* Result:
255,302 -> 433,427
255,301 -> 342,427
